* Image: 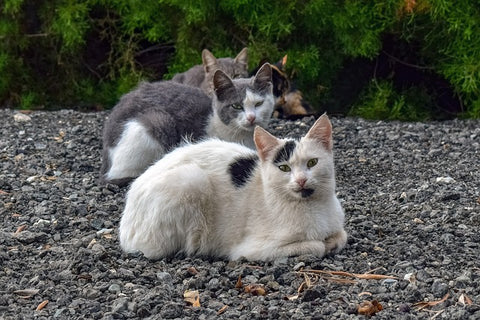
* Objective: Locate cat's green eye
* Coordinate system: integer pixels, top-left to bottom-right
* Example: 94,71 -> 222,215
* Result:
231,103 -> 243,110
307,158 -> 318,168
255,100 -> 264,107
278,164 -> 291,172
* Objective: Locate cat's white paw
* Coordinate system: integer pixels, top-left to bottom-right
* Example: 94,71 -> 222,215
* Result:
324,229 -> 348,254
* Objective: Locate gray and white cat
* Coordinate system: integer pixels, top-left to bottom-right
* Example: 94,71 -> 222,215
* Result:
101,63 -> 274,186
119,114 -> 347,261
172,48 -> 248,96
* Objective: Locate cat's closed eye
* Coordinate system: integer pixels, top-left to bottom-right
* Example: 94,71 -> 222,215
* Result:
231,103 -> 243,110
307,158 -> 318,168
255,101 -> 264,107
278,164 -> 291,172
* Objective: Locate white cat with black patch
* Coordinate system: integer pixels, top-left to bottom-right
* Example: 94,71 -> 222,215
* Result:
101,63 -> 274,186
119,114 -> 347,261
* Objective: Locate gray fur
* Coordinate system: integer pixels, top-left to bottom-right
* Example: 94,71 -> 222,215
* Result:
211,63 -> 273,128
171,48 -> 248,96
101,81 -> 212,184
101,64 -> 274,185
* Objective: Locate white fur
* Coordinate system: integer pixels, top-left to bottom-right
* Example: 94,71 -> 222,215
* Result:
206,89 -> 274,149
106,120 -> 165,181
119,117 -> 347,261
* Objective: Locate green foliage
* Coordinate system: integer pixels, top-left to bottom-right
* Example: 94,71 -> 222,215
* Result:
349,80 -> 431,121
0,0 -> 479,120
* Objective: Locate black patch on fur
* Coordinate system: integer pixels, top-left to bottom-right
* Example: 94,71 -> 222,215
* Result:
301,188 -> 314,198
229,155 -> 259,187
273,140 -> 296,164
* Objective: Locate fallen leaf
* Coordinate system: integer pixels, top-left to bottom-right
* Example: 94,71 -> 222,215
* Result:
284,294 -> 299,301
458,293 -> 472,306
235,275 -> 243,289
14,225 -> 26,235
77,273 -> 92,280
53,130 -> 66,142
217,305 -> 228,315
36,300 -> 49,311
244,284 -> 266,296
413,293 -> 449,311
14,289 -> 39,298
0,190 -> 10,195
184,290 -> 200,307
187,266 -> 199,275
358,300 -> 383,316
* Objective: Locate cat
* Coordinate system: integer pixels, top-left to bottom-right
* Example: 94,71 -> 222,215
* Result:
171,48 -> 249,96
251,55 -> 314,120
101,63 -> 274,186
119,114 -> 347,261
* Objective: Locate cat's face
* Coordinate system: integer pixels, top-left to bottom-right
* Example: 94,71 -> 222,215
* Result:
254,114 -> 335,201
202,48 -> 249,95
212,63 -> 274,132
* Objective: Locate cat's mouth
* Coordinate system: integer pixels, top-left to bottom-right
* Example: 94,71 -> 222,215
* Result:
239,122 -> 256,131
294,188 -> 314,198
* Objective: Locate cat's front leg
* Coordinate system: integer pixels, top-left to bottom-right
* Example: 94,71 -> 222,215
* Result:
324,229 -> 348,254
268,240 -> 327,260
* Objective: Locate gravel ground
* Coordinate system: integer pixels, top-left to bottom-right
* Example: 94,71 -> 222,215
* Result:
1,108 -> 479,320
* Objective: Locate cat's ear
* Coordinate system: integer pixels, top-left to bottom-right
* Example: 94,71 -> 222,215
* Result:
202,49 -> 218,73
275,54 -> 287,70
254,126 -> 281,161
213,70 -> 235,101
234,47 -> 248,66
253,63 -> 272,92
271,64 -> 289,97
305,113 -> 333,151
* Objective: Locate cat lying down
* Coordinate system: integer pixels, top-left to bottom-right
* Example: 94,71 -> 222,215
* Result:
119,114 -> 347,261
101,63 -> 274,186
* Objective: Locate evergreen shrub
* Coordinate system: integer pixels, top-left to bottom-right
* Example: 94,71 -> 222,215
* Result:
1,0 -> 479,119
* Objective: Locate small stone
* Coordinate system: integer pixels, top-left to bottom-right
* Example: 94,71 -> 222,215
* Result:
206,278 -> 220,290
293,262 -> 305,271
13,113 -> 32,122
91,243 -> 106,254
431,279 -> 449,298
34,142 -> 47,150
111,297 -> 128,313
96,228 -> 113,237
436,176 -> 455,183
26,176 -> 40,183
302,287 -> 326,302
398,303 -> 411,313
83,288 -> 100,299
160,302 -> 184,319
266,281 -> 280,291
455,272 -> 471,283
157,271 -> 173,283
108,284 -> 122,294
14,231 -> 48,244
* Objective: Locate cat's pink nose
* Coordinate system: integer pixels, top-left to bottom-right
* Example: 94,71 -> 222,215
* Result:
297,178 -> 307,188
246,114 -> 256,124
